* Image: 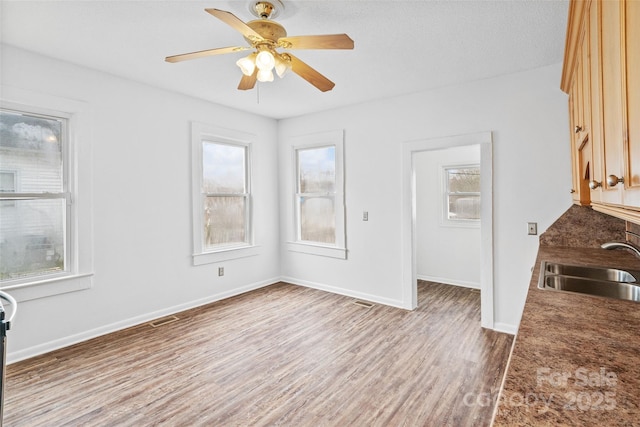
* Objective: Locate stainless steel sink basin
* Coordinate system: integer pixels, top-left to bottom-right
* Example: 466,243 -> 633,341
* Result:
538,261 -> 640,303
544,262 -> 637,283
542,275 -> 640,302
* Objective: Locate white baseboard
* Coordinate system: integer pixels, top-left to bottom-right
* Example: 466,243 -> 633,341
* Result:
7,277 -> 279,364
280,276 -> 409,310
492,321 -> 518,335
9,276 -> 511,363
417,274 -> 480,290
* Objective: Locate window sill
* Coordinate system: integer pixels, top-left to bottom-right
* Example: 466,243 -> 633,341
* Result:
440,220 -> 481,229
1,273 -> 93,302
286,242 -> 347,259
193,245 -> 260,266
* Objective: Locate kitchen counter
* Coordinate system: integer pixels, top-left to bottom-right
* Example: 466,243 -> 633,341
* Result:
492,245 -> 640,426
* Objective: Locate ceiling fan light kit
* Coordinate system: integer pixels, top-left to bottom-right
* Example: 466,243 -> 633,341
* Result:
165,1 -> 354,92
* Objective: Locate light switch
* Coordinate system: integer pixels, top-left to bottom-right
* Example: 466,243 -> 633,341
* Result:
363,211 -> 368,221
527,222 -> 538,235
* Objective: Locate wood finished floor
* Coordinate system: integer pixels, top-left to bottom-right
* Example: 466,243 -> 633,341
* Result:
5,281 -> 513,427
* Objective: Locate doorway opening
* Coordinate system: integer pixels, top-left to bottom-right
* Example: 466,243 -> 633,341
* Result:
401,132 -> 493,328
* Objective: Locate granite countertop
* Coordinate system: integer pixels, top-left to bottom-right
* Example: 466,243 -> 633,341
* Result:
492,245 -> 640,426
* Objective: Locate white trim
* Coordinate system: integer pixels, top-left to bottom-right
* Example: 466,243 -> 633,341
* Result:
402,131 -> 494,328
1,273 -> 92,302
7,276 -> 279,364
285,241 -> 347,259
190,122 -> 256,265
288,130 -> 346,256
0,86 -> 94,301
493,322 -> 518,335
192,245 -> 261,265
416,274 -> 480,290
281,276 -> 406,309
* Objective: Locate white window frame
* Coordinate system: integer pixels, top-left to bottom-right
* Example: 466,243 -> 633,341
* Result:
286,130 -> 346,259
0,88 -> 93,302
191,122 -> 258,266
441,163 -> 481,228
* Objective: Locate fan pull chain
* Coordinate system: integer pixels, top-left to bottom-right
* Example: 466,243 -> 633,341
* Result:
257,82 -> 260,104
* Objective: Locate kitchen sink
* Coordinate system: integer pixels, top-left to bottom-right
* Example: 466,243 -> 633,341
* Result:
538,261 -> 640,303
543,262 -> 637,283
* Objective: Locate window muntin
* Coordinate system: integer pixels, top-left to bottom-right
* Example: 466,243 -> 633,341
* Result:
0,109 -> 69,283
200,140 -> 250,251
296,145 -> 336,245
444,166 -> 480,221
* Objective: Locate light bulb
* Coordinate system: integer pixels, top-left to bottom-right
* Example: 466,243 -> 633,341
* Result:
255,51 -> 275,71
257,68 -> 274,82
236,54 -> 256,76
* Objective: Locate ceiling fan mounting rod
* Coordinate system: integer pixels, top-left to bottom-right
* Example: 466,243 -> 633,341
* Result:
254,2 -> 275,19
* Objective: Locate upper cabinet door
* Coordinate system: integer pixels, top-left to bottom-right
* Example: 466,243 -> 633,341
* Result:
622,0 -> 640,207
599,0 -> 625,205
588,0 -> 603,203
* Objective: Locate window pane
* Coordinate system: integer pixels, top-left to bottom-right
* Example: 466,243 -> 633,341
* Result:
298,146 -> 335,193
300,196 -> 335,244
0,198 -> 65,280
448,195 -> 481,220
0,110 -> 63,193
447,168 -> 480,193
203,196 -> 246,248
202,142 -> 246,194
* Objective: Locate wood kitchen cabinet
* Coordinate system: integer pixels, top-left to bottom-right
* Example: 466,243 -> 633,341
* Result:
562,0 -> 640,223
567,12 -> 592,206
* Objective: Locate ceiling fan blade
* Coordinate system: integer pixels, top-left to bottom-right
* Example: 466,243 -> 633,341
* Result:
165,46 -> 249,63
279,34 -> 354,50
205,8 -> 264,43
238,69 -> 258,91
288,54 -> 335,92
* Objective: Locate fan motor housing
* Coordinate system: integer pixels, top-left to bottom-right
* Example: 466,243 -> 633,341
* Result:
245,19 -> 287,44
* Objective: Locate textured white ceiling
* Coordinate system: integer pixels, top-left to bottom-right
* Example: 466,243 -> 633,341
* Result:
0,0 -> 569,119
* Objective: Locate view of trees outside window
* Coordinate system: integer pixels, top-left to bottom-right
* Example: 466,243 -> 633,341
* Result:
446,166 -> 481,220
0,109 -> 66,281
297,146 -> 336,244
201,141 -> 248,248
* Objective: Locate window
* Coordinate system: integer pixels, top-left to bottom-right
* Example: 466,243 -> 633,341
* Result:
202,141 -> 249,248
444,165 -> 481,222
296,145 -> 336,244
191,122 -> 256,265
287,130 -> 345,259
0,108 -> 69,282
0,89 -> 92,302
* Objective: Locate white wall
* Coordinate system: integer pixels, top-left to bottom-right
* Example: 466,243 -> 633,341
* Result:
415,145 -> 481,288
1,45 -> 280,361
278,63 -> 572,331
1,44 -> 572,359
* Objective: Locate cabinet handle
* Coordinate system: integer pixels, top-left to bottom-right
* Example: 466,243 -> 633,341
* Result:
570,189 -> 576,193
574,125 -> 583,134
589,180 -> 601,189
606,174 -> 624,187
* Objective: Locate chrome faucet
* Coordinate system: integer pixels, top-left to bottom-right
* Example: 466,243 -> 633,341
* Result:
601,241 -> 640,258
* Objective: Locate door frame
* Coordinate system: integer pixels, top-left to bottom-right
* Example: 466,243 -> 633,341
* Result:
401,131 -> 494,328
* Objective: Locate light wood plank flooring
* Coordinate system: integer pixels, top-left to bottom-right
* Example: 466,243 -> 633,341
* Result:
5,281 -> 513,426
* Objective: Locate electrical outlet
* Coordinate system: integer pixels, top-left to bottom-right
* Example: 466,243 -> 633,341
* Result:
218,267 -> 224,276
527,222 -> 538,235
363,211 -> 368,221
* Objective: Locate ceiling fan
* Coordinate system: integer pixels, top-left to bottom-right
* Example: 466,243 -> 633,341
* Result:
165,1 -> 354,92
